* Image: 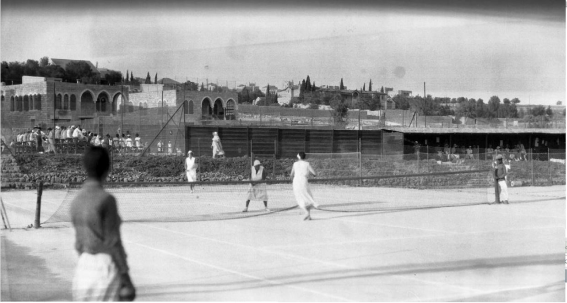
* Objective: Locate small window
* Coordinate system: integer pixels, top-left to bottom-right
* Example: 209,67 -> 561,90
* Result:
35,95 -> 42,110
70,95 -> 76,111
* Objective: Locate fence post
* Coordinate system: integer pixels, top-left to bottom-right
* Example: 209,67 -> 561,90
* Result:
548,148 -> 552,185
426,145 -> 429,173
34,181 -> 43,229
531,148 -> 535,186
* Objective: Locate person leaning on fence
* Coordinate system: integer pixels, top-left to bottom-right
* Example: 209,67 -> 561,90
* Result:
70,146 -> 136,301
493,155 -> 509,204
243,160 -> 270,213
157,140 -> 163,153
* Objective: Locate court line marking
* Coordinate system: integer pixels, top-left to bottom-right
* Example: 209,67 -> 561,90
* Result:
263,225 -> 561,248
126,240 -> 353,302
131,223 -> 483,295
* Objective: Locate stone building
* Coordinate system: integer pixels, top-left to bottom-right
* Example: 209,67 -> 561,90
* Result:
174,88 -> 238,121
1,76 -> 129,130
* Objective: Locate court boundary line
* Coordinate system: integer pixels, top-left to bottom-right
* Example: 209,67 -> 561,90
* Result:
132,222 -> 487,296
127,240 -> 353,302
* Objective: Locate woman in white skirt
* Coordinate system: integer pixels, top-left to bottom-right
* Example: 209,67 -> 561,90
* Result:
185,150 -> 197,193
290,152 -> 319,220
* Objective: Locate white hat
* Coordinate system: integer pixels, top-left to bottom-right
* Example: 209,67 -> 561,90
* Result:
253,160 -> 261,166
187,150 -> 193,155
55,126 -> 60,129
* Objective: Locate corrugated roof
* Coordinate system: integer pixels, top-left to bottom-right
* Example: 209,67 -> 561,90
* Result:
51,58 -> 98,73
384,127 -> 565,134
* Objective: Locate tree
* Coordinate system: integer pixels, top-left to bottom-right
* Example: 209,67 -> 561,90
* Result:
65,61 -> 99,84
557,101 -> 562,105
530,105 -> 546,116
340,78 -> 344,90
312,81 -> 316,91
265,84 -> 270,97
368,79 -> 372,91
392,94 -> 411,110
546,106 -> 553,117
39,56 -> 49,67
362,83 -> 366,91
563,108 -> 566,116
487,96 -> 501,118
130,72 -> 134,82
155,73 -> 158,84
511,98 -> 521,105
300,79 -> 306,100
126,70 -> 129,82
145,72 -> 151,84
104,70 -> 122,85
331,99 -> 349,127
306,75 -> 311,91
518,108 -> 526,118
380,86 -> 384,93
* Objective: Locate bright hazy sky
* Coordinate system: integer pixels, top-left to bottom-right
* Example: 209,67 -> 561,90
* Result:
1,0 -> 565,105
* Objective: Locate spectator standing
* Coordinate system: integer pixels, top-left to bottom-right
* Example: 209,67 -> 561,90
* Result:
134,134 -> 141,150
73,126 -> 81,144
125,135 -> 133,151
120,134 -> 126,151
55,126 -> 61,143
113,134 -> 120,152
466,146 -> 474,159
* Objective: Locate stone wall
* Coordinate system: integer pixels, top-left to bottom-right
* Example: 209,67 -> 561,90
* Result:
129,88 -> 176,108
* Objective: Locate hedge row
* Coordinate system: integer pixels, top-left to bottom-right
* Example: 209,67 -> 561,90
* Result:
4,154 -> 564,187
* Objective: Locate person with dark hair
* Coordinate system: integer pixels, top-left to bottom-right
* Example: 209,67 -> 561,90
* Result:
242,160 -> 269,212
113,134 -> 120,152
493,155 -> 509,204
70,146 -> 135,301
290,151 -> 319,220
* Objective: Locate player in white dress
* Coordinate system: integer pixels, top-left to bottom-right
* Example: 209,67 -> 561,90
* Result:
290,152 -> 319,221
185,151 -> 197,193
242,160 -> 269,212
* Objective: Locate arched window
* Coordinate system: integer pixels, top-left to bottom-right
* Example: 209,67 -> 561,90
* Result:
17,96 -> 22,111
29,95 -> 34,110
35,95 -> 42,110
188,100 -> 194,114
63,94 -> 69,110
23,95 -> 29,111
56,94 -> 62,109
226,99 -> 235,119
10,96 -> 15,111
139,102 -> 143,110
70,95 -> 76,111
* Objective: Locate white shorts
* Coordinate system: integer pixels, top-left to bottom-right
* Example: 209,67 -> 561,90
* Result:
73,253 -> 120,301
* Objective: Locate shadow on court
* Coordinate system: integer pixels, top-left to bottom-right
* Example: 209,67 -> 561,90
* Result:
134,253 -> 562,298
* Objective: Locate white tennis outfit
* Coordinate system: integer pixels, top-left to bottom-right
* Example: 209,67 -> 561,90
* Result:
247,166 -> 268,201
185,157 -> 197,182
292,160 -> 318,210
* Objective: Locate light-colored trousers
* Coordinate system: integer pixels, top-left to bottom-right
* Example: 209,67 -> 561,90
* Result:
73,253 -> 120,301
498,180 -> 509,202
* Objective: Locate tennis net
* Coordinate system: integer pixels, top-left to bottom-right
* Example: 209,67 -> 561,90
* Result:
44,169 -> 493,223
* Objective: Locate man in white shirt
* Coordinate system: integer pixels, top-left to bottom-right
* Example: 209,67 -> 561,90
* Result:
73,126 -> 81,143
125,135 -> 133,151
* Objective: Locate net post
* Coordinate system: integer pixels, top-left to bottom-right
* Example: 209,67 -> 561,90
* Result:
35,181 -> 43,228
1,198 -> 11,231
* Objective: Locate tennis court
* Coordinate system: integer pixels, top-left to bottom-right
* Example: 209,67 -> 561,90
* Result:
1,183 -> 565,301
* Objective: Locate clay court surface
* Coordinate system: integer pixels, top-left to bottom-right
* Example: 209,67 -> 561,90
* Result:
1,185 -> 565,301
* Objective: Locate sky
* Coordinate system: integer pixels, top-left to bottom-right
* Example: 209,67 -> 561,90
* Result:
1,0 -> 565,105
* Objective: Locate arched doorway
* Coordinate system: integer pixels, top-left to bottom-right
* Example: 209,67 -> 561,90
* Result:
63,94 -> 69,110
213,98 -> 224,120
112,93 -> 124,114
201,98 -> 212,119
96,92 -> 110,114
188,100 -> 194,114
81,91 -> 95,116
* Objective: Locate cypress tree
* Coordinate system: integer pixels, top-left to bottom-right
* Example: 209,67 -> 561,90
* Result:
306,75 -> 311,91
369,79 -> 372,91
155,73 -> 158,84
340,78 -> 344,90
312,81 -> 316,91
145,72 -> 151,84
380,86 -> 384,93
126,70 -> 129,82
363,83 -> 366,91
130,72 -> 134,82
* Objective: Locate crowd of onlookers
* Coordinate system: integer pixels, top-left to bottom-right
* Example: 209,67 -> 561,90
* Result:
413,142 -> 533,162
7,125 -> 147,155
